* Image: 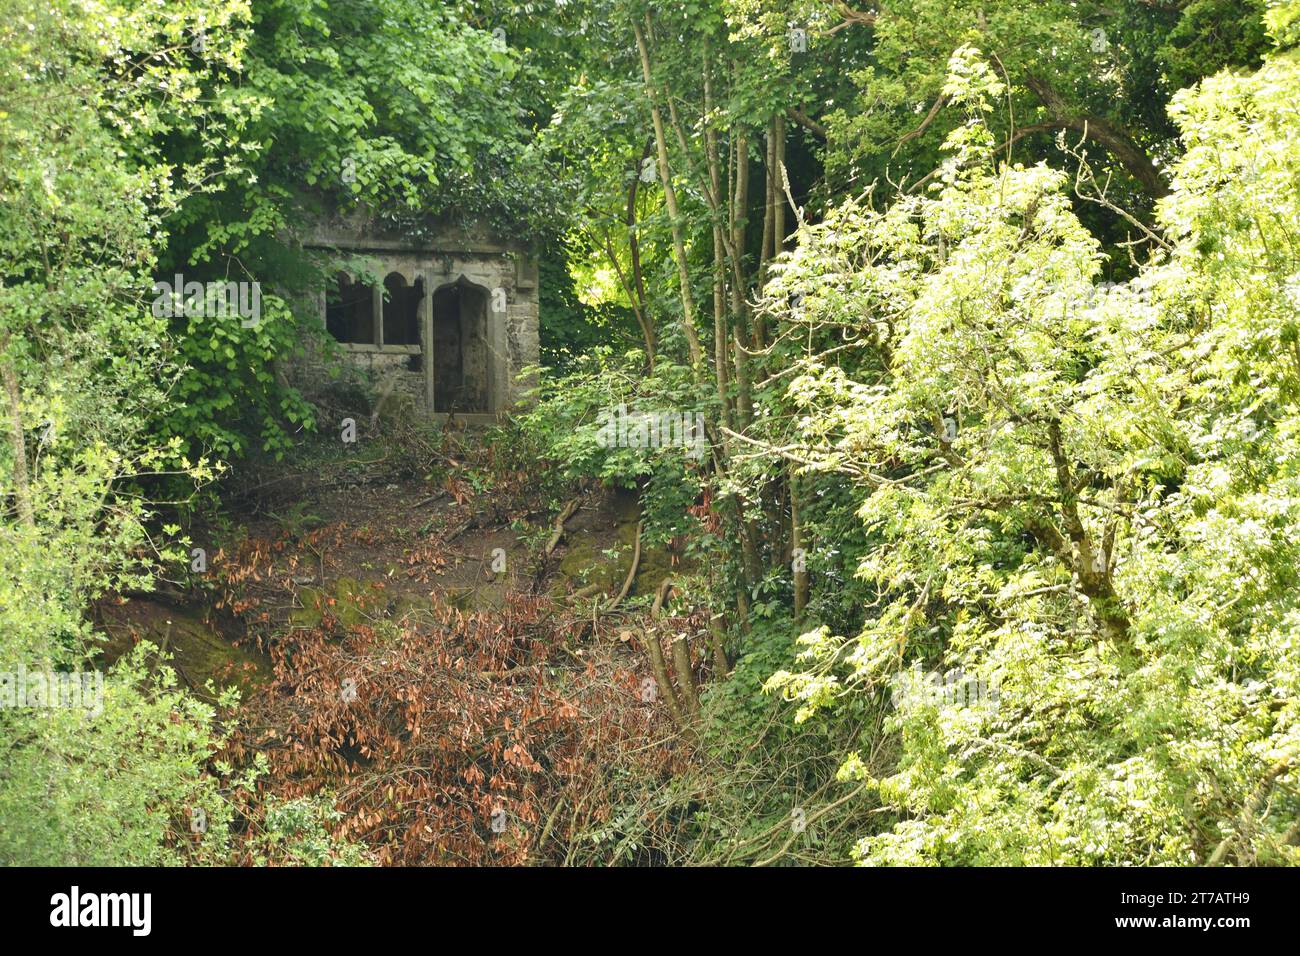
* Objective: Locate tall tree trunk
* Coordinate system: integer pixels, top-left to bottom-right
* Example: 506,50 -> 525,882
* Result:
729,121 -> 751,342
703,57 -> 733,433
625,141 -> 656,367
635,18 -> 705,375
772,113 -> 787,264
790,467 -> 809,619
756,117 -> 777,348
0,335 -> 34,529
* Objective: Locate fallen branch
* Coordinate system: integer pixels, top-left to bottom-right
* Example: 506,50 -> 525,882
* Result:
445,515 -> 483,543
544,498 -> 581,556
571,581 -> 606,601
602,520 -> 642,613
752,782 -> 870,867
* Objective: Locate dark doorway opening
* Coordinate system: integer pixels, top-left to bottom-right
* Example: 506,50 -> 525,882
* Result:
432,281 -> 490,413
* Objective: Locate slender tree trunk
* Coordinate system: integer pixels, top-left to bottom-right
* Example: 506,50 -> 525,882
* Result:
790,467 -> 809,619
711,228 -> 733,426
761,118 -> 776,267
734,585 -> 752,634
703,59 -> 733,433
670,633 -> 700,717
601,226 -> 655,370
634,18 -> 705,375
707,613 -> 730,677
732,327 -> 754,430
729,124 -> 750,338
756,117 -> 777,347
0,335 -> 34,529
773,113 -> 787,265
625,141 -> 656,367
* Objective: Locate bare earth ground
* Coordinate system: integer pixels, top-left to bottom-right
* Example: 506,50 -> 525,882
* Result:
92,424 -> 716,864
97,429 -> 668,692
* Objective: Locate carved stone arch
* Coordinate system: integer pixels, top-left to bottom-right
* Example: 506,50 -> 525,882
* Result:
388,263 -> 419,286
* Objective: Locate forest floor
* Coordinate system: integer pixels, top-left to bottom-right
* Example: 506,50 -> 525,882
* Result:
91,420 -> 713,863
97,422 -> 668,692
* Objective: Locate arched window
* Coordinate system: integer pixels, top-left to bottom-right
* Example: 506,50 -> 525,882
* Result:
325,272 -> 374,344
382,272 -> 422,346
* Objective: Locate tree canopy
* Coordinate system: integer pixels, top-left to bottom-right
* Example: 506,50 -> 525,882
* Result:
3,0 -> 1299,871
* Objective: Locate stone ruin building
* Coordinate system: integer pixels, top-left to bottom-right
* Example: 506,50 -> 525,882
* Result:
301,212 -> 539,423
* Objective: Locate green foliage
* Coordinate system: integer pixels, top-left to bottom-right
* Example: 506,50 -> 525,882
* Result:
538,239 -> 642,367
247,795 -> 372,866
0,646 -> 245,866
1160,0 -> 1269,89
0,0 -> 243,866
1266,0 -> 1300,48
761,36 -> 1300,865
518,348 -> 709,548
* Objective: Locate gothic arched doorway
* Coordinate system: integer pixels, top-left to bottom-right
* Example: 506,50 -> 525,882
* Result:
431,279 -> 490,413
